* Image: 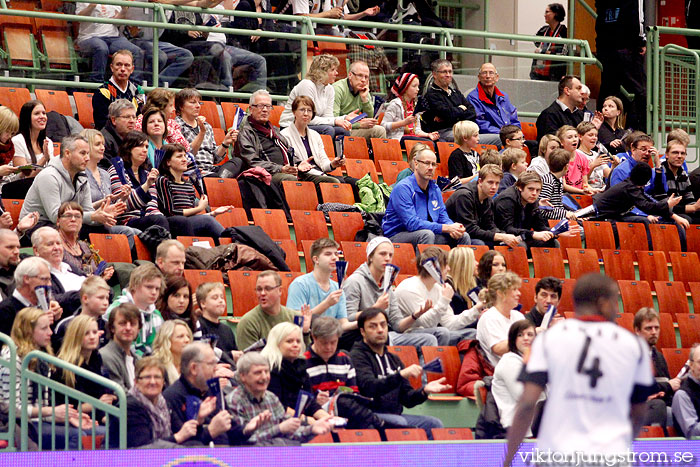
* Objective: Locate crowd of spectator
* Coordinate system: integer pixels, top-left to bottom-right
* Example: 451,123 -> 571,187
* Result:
0,0 -> 697,448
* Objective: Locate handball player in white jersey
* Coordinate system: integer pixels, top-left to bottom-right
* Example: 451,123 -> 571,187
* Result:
505,274 -> 655,466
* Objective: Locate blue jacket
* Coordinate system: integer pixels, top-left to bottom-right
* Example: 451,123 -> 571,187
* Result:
609,157 -> 667,216
382,174 -> 453,237
466,83 -> 520,134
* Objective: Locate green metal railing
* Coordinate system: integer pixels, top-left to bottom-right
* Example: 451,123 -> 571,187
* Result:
19,350 -> 127,451
0,0 -> 598,101
647,26 -> 700,163
0,333 -> 17,452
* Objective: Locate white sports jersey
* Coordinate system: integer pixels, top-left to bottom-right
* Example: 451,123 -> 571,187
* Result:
522,317 -> 654,456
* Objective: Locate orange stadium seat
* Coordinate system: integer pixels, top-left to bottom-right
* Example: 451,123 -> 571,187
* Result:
657,313 -> 677,349
636,251 -> 669,289
227,270 -> 260,316
35,89 -> 73,117
73,91 -> 95,129
307,432 -> 334,444
0,86 -> 31,115
618,280 -> 653,314
677,314 -> 700,348
391,243 -> 417,275
404,139 -> 433,157
35,18 -> 76,72
582,221 -> 615,257
199,100 -> 222,129
566,248 -> 600,279
89,233 -> 131,263
650,224 -> 682,253
558,278 -> 576,312
251,208 -> 290,240
319,133 -> 336,159
177,236 -> 214,248
571,194 -> 593,208
300,239 -> 316,272
617,222 -> 649,251
687,225 -> 700,252
601,249 -> 636,281
521,122 -> 537,141
204,177 -> 244,208
339,241 -> 367,274
431,428 -> 474,441
662,348 -> 690,377
336,429 -> 381,443
291,210 -> 328,248
637,426 -> 665,438
268,105 -> 284,128
421,346 -> 461,394
417,244 -> 450,254
689,282 -> 700,311
386,345 -> 421,389
670,252 -> 700,287
653,281 -> 689,320
615,313 -> 634,333
384,429 -> 428,442
1,198 -> 23,229
319,182 -> 354,205
216,208 -> 249,228
462,244 -> 489,263
275,239 -> 301,272
329,211 -> 364,243
212,127 -> 225,145
282,180 -> 318,211
221,102 -> 247,130
344,158 -> 379,183
476,144 -> 498,154
183,270 -> 224,306
531,247 -> 565,279
494,245 -> 530,278
343,136 -> 370,159
436,142 -> 457,163
518,277 -> 538,310
371,138 -> 402,165
134,236 -> 152,261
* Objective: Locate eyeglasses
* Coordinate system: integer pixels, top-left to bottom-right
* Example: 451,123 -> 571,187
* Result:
117,115 -> 137,120
256,285 -> 280,293
414,159 -> 438,168
350,71 -> 369,80
509,137 -> 526,141
479,71 -> 497,76
137,374 -> 164,381
436,69 -> 453,75
251,104 -> 273,110
60,213 -> 82,220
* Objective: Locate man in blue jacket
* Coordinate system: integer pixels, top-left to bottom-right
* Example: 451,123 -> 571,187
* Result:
382,146 -> 471,247
466,63 -> 520,147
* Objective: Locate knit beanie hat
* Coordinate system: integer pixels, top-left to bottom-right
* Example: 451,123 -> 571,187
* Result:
391,73 -> 418,98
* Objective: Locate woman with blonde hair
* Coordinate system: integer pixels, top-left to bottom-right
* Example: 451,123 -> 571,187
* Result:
0,105 -> 20,168
279,54 -> 351,138
446,246 -> 478,313
261,322 -> 328,420
0,307 -> 90,447
476,271 -> 525,367
151,319 -> 193,385
56,316 -> 116,409
135,88 -> 190,151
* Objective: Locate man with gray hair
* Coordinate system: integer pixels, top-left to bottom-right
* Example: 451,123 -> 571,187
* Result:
332,61 -> 386,142
155,239 -> 186,277
163,342 -> 265,446
234,90 -> 296,213
227,351 -> 331,445
418,58 -> 476,141
672,343 -> 700,438
101,99 -> 138,164
19,135 -> 126,240
0,256 -> 62,335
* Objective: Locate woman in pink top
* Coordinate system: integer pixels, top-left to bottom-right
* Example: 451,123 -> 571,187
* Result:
134,88 -> 190,151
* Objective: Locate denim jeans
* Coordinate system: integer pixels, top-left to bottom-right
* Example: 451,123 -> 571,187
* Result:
78,36 -> 143,83
221,45 -> 267,89
133,39 -> 194,87
390,230 -> 471,249
375,413 -> 443,438
167,214 -> 225,238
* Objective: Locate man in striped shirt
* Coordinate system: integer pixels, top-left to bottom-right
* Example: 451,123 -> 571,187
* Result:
305,316 -> 392,429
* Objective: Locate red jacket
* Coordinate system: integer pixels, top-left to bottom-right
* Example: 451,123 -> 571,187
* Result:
456,339 -> 494,397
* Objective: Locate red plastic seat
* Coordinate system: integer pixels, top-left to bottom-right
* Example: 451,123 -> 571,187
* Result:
251,208 -> 290,240
290,210 -> 328,248
662,348 -> 690,377
531,247 -> 565,279
319,182 -> 354,205
377,160 -> 409,185
494,245 -> 530,278
344,158 -> 379,183
653,281 -> 690,320
618,280 -> 653,314
670,251 -> 700,288
343,136 -> 370,159
204,177 -> 244,208
617,222 -> 649,252
329,211 -> 364,243
582,220 -> 615,257
421,345 -> 461,393
88,233 -> 132,263
282,180 -> 318,211
387,345 -> 421,389
566,248 -> 600,279
636,251 -> 669,290
601,249 -> 635,281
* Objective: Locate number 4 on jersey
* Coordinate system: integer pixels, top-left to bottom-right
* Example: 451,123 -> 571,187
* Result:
577,336 -> 603,388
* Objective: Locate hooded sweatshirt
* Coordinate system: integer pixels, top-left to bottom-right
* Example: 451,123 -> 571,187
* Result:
104,288 -> 164,357
342,262 -> 400,324
20,156 -> 95,224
